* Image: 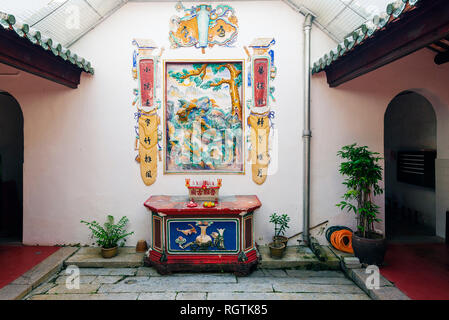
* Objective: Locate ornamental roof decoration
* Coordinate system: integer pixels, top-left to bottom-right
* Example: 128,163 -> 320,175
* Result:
0,11 -> 94,75
312,0 -> 421,75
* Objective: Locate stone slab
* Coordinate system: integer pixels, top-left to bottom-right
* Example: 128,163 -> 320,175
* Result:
65,247 -> 144,268
284,270 -> 345,278
176,292 -> 207,300
91,276 -> 124,284
237,276 -> 354,286
369,286 -> 410,300
138,292 -> 177,300
259,245 -> 339,270
78,267 -> 137,276
0,285 -> 31,301
0,247 -> 78,300
47,284 -> 101,295
136,267 -> 161,277
98,279 -> 274,294
163,273 -> 237,283
26,282 -> 57,296
29,293 -> 139,300
272,282 -> 365,294
259,269 -> 288,277
55,275 -> 97,284
259,246 -> 319,269
350,268 -> 394,288
328,245 -> 354,260
343,266 -> 410,300
207,292 -> 370,300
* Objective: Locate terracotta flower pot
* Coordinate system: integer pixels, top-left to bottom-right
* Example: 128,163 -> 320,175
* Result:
269,242 -> 285,259
273,235 -> 288,249
136,240 -> 148,253
101,246 -> 118,259
352,232 -> 386,266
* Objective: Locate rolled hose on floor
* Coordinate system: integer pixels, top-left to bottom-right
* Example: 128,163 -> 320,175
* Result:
326,226 -> 354,253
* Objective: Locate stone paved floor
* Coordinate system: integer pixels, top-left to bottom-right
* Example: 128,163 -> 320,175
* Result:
23,267 -> 370,300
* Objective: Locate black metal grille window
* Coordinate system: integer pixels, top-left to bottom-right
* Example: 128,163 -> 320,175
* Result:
397,151 -> 436,188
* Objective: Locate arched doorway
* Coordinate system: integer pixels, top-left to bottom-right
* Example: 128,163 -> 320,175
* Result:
0,92 -> 23,242
384,91 -> 437,241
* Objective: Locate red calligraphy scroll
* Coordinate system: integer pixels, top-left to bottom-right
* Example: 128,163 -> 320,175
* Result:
139,59 -> 154,107
253,58 -> 269,108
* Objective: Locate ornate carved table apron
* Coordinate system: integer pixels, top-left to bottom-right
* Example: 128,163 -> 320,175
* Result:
144,195 -> 261,275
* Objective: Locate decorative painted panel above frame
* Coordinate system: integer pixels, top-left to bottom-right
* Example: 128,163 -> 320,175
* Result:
164,60 -> 245,174
169,3 -> 238,53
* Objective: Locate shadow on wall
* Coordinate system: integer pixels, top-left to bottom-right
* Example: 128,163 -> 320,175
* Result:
0,91 -> 23,241
384,90 -> 437,240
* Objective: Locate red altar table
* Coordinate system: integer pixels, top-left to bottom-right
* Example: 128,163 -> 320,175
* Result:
144,195 -> 261,275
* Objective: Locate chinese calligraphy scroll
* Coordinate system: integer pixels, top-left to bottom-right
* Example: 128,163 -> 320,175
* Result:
132,39 -> 163,186
245,38 -> 277,185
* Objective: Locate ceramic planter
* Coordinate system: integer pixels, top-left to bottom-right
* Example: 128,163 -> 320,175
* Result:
101,246 -> 118,259
269,242 -> 285,259
136,240 -> 148,253
273,235 -> 288,248
352,232 -> 386,266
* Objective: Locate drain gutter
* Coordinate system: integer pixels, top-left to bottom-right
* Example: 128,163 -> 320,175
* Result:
302,13 -> 314,246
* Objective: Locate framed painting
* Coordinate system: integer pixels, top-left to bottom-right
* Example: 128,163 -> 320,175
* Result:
164,60 -> 245,174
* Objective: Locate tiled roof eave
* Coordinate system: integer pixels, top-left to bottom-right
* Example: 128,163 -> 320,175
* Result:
312,0 -> 421,75
0,12 -> 94,75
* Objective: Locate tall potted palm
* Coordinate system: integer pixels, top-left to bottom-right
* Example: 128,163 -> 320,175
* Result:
336,143 -> 386,265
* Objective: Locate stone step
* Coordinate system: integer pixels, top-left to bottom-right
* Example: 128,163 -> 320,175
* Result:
64,247 -> 145,268
258,245 -> 340,270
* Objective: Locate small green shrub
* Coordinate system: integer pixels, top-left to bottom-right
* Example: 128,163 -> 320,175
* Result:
81,215 -> 134,249
269,213 -> 290,237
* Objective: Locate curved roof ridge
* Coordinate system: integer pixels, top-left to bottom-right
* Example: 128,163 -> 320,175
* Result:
0,11 -> 94,75
312,0 -> 421,75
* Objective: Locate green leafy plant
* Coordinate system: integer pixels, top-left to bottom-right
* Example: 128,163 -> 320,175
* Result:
269,213 -> 290,237
336,143 -> 383,238
81,215 -> 134,249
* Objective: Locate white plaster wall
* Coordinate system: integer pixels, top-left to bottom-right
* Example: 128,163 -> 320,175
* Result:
0,1 -> 329,246
311,48 -> 449,241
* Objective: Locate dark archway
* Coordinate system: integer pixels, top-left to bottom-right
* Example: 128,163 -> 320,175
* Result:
384,91 -> 437,241
0,91 -> 23,242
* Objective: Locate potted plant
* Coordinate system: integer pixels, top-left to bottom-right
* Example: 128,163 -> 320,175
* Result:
81,215 -> 134,259
268,213 -> 290,258
336,143 -> 386,265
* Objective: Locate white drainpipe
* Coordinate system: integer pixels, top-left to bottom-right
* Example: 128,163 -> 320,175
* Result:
302,13 -> 314,245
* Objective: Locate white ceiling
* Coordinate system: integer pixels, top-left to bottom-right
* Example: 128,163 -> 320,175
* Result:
0,0 -> 393,47
0,0 -> 127,47
285,0 -> 393,42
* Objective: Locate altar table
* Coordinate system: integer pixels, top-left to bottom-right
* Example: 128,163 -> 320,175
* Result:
144,195 -> 261,275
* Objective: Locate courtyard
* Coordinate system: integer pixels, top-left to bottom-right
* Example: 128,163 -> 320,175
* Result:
25,267 -> 369,301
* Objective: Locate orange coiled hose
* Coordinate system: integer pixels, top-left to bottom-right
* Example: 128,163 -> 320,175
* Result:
330,229 -> 354,253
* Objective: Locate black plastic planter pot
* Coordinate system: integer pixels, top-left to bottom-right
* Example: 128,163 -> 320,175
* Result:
352,232 -> 386,266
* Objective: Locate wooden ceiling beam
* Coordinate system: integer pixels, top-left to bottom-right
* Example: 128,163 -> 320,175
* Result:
427,46 -> 442,54
324,0 -> 449,87
0,27 -> 82,88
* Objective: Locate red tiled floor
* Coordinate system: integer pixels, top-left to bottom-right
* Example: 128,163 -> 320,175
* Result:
0,245 -> 60,289
380,243 -> 449,300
